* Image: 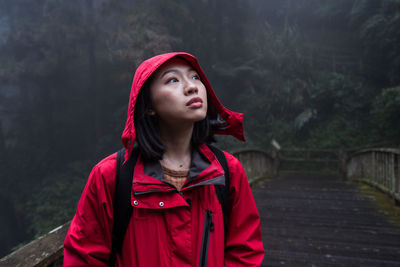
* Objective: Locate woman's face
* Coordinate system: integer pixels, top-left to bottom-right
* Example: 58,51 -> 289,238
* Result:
150,58 -> 208,126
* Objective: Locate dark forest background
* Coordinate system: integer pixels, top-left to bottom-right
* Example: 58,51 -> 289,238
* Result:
0,0 -> 399,257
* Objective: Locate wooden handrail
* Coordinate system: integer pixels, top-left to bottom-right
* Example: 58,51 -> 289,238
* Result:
231,148 -> 278,182
280,157 -> 339,163
346,148 -> 400,203
280,148 -> 340,153
349,148 -> 400,156
0,222 -> 69,267
230,147 -> 272,157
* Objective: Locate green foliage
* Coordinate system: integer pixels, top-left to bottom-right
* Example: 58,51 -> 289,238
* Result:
348,0 -> 376,26
224,22 -> 314,149
27,161 -> 92,236
349,0 -> 400,85
309,72 -> 372,116
306,116 -> 361,148
371,86 -> 400,144
313,0 -> 355,22
100,0 -> 178,67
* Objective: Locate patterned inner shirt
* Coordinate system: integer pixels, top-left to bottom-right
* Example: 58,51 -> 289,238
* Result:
161,164 -> 189,191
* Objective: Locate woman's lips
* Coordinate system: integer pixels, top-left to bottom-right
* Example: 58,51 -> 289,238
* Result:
186,97 -> 203,108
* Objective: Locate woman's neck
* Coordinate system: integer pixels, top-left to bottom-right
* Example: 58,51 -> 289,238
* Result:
159,122 -> 193,170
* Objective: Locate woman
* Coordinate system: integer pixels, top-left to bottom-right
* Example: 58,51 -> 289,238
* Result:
64,52 -> 264,266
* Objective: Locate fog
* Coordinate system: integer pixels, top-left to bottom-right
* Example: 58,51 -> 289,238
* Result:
0,0 -> 399,257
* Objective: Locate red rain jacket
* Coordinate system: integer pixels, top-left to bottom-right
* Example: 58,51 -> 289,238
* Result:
64,52 -> 264,266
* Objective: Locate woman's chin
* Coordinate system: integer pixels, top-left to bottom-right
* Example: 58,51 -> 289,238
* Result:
192,113 -> 208,122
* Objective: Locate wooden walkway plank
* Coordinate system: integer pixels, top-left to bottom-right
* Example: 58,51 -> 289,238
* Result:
253,172 -> 400,266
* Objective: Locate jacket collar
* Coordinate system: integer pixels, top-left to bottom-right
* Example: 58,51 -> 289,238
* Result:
132,144 -> 225,195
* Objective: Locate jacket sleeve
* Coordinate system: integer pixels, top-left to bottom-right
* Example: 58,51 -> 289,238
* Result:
224,153 -> 265,266
64,157 -> 116,267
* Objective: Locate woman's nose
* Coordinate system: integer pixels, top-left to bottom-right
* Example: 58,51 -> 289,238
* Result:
184,80 -> 198,95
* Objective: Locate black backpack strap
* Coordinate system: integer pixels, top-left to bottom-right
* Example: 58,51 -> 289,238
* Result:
108,147 -> 138,267
207,144 -> 230,232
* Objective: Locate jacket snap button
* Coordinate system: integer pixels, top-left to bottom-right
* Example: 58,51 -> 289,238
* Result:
159,201 -> 164,207
133,200 -> 138,206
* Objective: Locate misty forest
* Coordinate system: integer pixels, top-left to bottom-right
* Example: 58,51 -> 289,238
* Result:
0,0 -> 399,257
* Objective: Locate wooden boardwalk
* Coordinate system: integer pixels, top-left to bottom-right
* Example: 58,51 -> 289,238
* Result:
254,172 -> 400,266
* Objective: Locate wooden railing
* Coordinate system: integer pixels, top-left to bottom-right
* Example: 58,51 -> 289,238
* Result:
277,147 -> 344,173
346,148 -> 400,202
232,148 -> 278,182
279,148 -> 340,163
0,222 -> 69,267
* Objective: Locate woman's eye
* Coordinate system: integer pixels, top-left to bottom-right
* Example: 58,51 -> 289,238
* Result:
167,78 -> 178,83
192,75 -> 200,80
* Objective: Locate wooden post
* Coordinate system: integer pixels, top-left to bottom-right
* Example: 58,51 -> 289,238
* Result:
391,153 -> 395,193
272,149 -> 280,176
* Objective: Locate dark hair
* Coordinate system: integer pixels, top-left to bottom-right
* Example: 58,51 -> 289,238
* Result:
134,79 -> 215,161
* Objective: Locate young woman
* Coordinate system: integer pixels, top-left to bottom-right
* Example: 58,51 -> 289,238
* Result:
64,52 -> 264,266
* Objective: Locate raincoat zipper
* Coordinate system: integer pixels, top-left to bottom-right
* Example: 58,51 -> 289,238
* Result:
199,209 -> 213,267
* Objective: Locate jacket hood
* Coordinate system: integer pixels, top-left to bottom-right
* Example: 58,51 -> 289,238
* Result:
122,52 -> 245,161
